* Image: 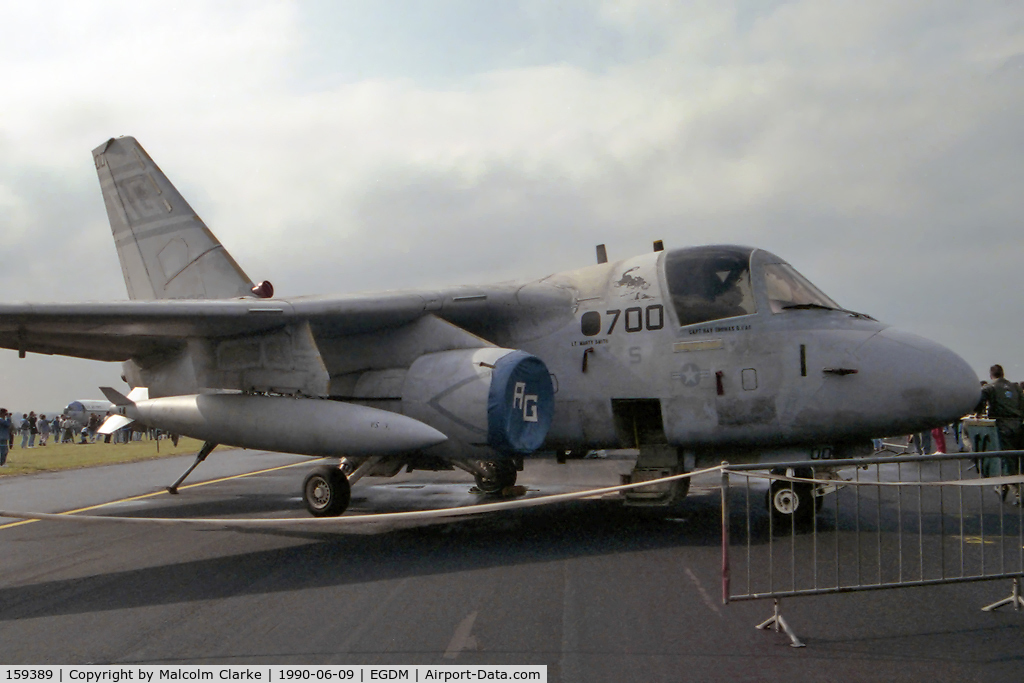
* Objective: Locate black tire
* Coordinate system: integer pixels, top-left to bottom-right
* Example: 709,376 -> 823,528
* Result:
767,468 -> 815,532
302,465 -> 351,517
475,461 -> 518,493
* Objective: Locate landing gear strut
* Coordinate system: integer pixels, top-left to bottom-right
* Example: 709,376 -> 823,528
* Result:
167,441 -> 218,494
302,465 -> 352,517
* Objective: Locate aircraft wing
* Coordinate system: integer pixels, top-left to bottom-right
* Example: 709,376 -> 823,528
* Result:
0,293 -> 431,362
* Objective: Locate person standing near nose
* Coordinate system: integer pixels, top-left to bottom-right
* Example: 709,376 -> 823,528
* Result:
976,364 -> 1023,503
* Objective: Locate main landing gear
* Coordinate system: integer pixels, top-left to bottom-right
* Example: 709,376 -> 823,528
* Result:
302,465 -> 352,517
473,460 -> 518,494
299,455 -> 522,518
301,455 -> 386,517
449,458 -> 519,494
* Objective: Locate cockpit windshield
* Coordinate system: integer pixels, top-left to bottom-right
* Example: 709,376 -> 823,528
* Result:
764,263 -> 840,313
664,246 -> 756,327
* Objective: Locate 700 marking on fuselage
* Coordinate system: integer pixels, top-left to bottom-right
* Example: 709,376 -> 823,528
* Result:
581,304 -> 664,336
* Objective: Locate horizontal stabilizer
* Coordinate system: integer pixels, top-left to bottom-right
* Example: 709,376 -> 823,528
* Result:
99,386 -> 132,406
98,414 -> 134,435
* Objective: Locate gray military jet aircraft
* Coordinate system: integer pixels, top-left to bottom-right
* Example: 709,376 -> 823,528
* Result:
0,137 -> 980,522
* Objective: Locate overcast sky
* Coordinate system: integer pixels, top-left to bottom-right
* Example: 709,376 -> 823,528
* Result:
1,0 -> 1022,413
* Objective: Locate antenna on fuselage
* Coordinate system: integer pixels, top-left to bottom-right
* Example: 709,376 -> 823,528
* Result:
596,244 -> 608,264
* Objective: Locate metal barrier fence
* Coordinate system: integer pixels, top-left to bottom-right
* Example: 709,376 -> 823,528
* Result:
720,451 -> 1024,646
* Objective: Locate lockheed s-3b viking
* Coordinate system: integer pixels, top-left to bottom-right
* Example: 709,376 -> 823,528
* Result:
0,137 -> 981,523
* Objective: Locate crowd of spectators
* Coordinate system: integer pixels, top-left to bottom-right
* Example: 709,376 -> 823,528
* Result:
0,408 -> 168,468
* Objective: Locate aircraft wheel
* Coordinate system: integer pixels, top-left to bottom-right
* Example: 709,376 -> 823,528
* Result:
303,465 -> 351,517
767,467 -> 814,531
475,461 -> 517,493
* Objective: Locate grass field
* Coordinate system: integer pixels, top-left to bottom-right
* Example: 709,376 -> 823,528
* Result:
0,436 -> 212,476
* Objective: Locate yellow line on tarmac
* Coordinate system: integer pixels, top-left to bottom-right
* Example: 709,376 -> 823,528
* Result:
0,457 -> 325,531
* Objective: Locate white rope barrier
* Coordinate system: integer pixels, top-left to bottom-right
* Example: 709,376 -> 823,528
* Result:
0,464 -> 724,528
4,459 -> 1020,529
728,470 -> 1024,488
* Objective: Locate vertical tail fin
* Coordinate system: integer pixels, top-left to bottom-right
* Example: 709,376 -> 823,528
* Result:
92,136 -> 256,300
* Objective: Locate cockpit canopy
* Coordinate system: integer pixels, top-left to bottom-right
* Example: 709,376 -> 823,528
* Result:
662,245 -> 840,327
663,246 -> 756,327
762,262 -> 839,313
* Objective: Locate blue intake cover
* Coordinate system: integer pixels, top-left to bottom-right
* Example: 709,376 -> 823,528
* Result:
487,350 -> 554,455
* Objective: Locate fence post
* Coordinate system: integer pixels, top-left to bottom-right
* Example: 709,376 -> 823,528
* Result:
721,462 -> 730,605
981,576 -> 1024,612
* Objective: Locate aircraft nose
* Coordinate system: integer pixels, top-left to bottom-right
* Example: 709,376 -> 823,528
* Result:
860,327 -> 979,429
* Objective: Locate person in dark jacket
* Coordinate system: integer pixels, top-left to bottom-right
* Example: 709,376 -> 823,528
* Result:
28,411 -> 37,448
976,364 -> 1023,503
0,409 -> 11,466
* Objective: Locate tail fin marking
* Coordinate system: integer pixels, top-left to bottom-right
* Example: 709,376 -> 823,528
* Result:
93,136 -> 256,300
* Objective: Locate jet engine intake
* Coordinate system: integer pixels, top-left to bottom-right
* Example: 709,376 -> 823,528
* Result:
402,348 -> 554,456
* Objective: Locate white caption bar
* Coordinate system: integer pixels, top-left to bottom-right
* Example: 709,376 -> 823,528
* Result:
0,666 -> 546,683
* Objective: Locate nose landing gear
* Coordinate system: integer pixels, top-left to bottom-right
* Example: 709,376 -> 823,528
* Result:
767,467 -> 817,531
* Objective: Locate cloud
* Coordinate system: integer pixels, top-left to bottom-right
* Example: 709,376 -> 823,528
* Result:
1,0 -> 1023,407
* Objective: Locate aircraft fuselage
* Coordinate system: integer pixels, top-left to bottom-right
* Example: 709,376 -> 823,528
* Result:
119,244 -> 978,469
418,245 -> 979,467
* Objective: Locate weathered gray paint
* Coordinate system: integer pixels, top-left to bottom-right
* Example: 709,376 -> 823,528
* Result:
93,137 -> 254,300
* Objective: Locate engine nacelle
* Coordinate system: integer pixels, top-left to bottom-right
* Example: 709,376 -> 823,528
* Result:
402,348 -> 554,457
